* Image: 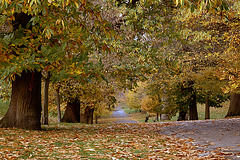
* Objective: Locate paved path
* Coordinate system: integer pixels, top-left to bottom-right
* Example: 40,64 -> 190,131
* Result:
158,118 -> 240,159
111,106 -> 138,123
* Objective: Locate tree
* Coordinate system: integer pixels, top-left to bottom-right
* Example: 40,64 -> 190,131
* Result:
54,84 -> 61,123
0,70 -> 41,130
0,0 -> 113,129
226,94 -> 240,117
0,12 -> 42,130
41,71 -> 51,125
61,99 -> 80,123
175,0 -> 240,117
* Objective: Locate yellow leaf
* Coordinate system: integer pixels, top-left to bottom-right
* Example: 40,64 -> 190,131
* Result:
74,1 -> 79,8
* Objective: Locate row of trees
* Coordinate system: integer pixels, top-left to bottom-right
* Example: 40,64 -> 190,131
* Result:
0,0 -> 121,129
124,0 -> 240,121
1,0 -> 240,130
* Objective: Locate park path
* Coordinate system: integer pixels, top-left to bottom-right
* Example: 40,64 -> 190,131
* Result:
110,106 -> 240,159
158,118 -> 240,159
111,106 -> 138,123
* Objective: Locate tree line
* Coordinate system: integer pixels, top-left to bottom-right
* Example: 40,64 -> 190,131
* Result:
0,0 -> 240,130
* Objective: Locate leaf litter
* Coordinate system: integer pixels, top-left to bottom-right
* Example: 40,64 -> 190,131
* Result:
0,122 -> 231,159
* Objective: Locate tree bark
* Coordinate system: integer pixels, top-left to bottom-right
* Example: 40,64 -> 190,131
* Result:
85,107 -> 94,124
80,106 -> 94,124
95,115 -> 98,124
226,94 -> 240,117
41,72 -> 50,125
189,84 -> 198,120
61,99 -> 80,123
156,112 -> 159,121
205,95 -> 210,119
55,87 -> 61,123
0,70 -> 42,130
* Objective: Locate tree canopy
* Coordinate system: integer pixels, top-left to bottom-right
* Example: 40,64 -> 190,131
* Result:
1,0 -> 240,129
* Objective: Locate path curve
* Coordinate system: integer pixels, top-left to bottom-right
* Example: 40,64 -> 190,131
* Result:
158,118 -> 240,159
111,106 -> 138,123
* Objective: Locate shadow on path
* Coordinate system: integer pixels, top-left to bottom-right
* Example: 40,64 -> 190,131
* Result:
111,106 -> 138,123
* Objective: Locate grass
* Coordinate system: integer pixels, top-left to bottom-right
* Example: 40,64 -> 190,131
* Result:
0,123 -> 227,159
0,100 -> 230,123
122,101 -> 230,122
0,100 -> 233,159
0,100 -> 9,118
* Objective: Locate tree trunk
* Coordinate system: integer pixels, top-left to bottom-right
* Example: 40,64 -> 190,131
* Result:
85,107 -> 94,124
205,95 -> 210,119
61,99 -> 80,123
0,70 -> 42,130
95,115 -> 99,124
226,94 -> 240,117
41,72 -> 50,125
55,87 -> 61,123
178,110 -> 187,121
189,86 -> 198,120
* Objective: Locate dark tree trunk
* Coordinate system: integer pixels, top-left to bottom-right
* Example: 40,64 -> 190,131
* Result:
189,81 -> 198,120
95,115 -> 98,124
85,107 -> 94,124
41,72 -> 50,125
189,92 -> 198,120
226,94 -> 240,117
178,110 -> 187,121
205,95 -> 210,119
55,87 -> 61,123
156,112 -> 159,121
61,99 -> 80,123
0,70 -> 42,130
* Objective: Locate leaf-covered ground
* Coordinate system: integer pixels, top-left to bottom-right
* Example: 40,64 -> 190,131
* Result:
0,123 -> 229,159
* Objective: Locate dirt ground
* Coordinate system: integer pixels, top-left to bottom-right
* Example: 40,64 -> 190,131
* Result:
112,107 -> 240,159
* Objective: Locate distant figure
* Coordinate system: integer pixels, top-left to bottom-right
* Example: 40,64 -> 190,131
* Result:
145,116 -> 149,122
153,117 -> 157,122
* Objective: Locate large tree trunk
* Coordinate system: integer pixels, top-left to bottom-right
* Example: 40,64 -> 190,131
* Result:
41,72 -> 50,125
61,99 -> 80,123
55,87 -> 61,123
226,94 -> 240,117
205,95 -> 210,119
0,70 -> 42,130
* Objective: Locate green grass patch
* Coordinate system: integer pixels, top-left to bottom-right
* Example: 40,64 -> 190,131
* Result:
0,122 -> 229,159
0,100 -> 9,117
121,101 -> 229,122
197,101 -> 229,120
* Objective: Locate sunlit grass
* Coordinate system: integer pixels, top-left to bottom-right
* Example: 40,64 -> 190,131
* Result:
0,122 -> 226,159
0,100 -> 9,118
122,101 -> 230,122
0,100 -> 231,123
198,101 -> 229,120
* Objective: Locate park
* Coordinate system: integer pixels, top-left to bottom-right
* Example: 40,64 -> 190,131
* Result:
0,0 -> 240,159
